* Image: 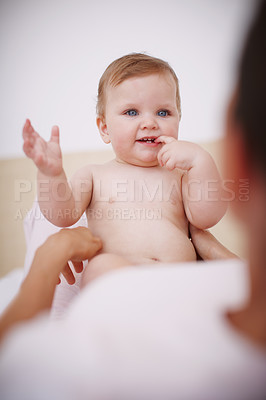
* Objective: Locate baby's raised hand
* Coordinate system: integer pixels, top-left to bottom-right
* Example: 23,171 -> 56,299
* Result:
156,136 -> 197,171
23,119 -> 63,176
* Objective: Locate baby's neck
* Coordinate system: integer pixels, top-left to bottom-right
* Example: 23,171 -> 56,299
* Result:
113,157 -> 159,168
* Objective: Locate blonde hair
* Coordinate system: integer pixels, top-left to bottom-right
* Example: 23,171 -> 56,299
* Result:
97,53 -> 181,120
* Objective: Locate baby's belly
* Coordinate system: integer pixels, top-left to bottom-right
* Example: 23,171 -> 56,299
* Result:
87,216 -> 196,264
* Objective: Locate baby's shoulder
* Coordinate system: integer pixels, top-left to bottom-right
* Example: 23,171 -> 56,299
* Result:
90,159 -> 117,177
74,161 -> 184,184
72,160 -> 114,176
74,160 -> 122,184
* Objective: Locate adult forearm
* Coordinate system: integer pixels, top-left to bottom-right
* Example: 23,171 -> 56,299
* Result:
0,273 -> 55,342
190,225 -> 238,260
0,227 -> 102,343
0,237 -> 68,342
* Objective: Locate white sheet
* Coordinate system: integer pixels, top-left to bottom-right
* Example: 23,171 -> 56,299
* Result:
1,204 -> 265,399
0,201 -> 87,319
23,200 -> 88,319
0,269 -> 23,314
1,260 -> 266,400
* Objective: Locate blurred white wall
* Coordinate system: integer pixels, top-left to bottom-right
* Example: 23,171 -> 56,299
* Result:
0,0 -> 255,158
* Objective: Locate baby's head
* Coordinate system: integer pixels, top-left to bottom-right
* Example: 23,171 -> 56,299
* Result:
97,53 -> 181,121
96,53 -> 181,166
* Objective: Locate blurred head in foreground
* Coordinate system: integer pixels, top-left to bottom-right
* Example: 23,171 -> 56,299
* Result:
226,0 -> 266,237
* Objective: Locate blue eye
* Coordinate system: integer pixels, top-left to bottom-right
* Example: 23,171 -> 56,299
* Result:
157,110 -> 169,117
126,109 -> 138,116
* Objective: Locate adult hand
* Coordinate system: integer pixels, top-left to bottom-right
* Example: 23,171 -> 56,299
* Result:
57,227 -> 102,284
34,227 -> 102,285
0,227 -> 102,341
189,224 -> 238,260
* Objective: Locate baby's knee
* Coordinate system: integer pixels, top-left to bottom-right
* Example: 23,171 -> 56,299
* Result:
81,253 -> 131,288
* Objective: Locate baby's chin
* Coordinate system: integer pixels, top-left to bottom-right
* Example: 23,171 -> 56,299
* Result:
116,157 -> 159,168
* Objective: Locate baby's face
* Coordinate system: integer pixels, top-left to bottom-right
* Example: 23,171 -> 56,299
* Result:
98,73 -> 180,167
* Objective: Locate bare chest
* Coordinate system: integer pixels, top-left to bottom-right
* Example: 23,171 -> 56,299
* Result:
89,164 -> 185,221
84,163 -> 195,263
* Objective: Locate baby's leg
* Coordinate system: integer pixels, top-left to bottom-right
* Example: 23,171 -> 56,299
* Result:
81,253 -> 132,288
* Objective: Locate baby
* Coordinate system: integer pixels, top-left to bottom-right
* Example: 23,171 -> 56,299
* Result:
23,53 -> 226,284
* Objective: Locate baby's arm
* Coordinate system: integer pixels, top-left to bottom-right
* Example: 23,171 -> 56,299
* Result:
23,119 -> 92,227
157,136 -> 226,229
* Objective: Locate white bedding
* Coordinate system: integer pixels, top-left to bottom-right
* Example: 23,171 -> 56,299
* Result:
1,259 -> 266,400
0,269 -> 23,314
0,200 -> 87,319
0,203 -> 266,399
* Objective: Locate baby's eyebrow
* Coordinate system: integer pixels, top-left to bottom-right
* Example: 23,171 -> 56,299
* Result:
156,103 -> 175,109
120,102 -> 175,109
120,103 -> 138,109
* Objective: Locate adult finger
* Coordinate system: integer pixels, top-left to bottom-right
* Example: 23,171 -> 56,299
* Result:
189,224 -> 238,260
58,227 -> 102,261
82,236 -> 102,260
72,261 -> 84,274
61,262 -> 76,285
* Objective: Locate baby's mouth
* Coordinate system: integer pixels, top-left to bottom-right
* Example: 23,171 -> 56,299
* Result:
136,137 -> 157,144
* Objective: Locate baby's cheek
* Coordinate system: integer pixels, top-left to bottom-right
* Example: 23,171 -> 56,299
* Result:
171,128 -> 179,140
163,128 -> 178,140
112,137 -> 129,155
168,123 -> 179,139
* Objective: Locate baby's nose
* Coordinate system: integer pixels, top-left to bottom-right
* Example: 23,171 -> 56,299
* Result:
140,116 -> 158,130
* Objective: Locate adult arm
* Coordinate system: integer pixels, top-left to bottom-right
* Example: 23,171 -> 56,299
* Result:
190,224 -> 238,260
0,227 -> 102,342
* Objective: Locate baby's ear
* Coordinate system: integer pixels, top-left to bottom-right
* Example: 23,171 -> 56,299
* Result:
97,117 -> 111,144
